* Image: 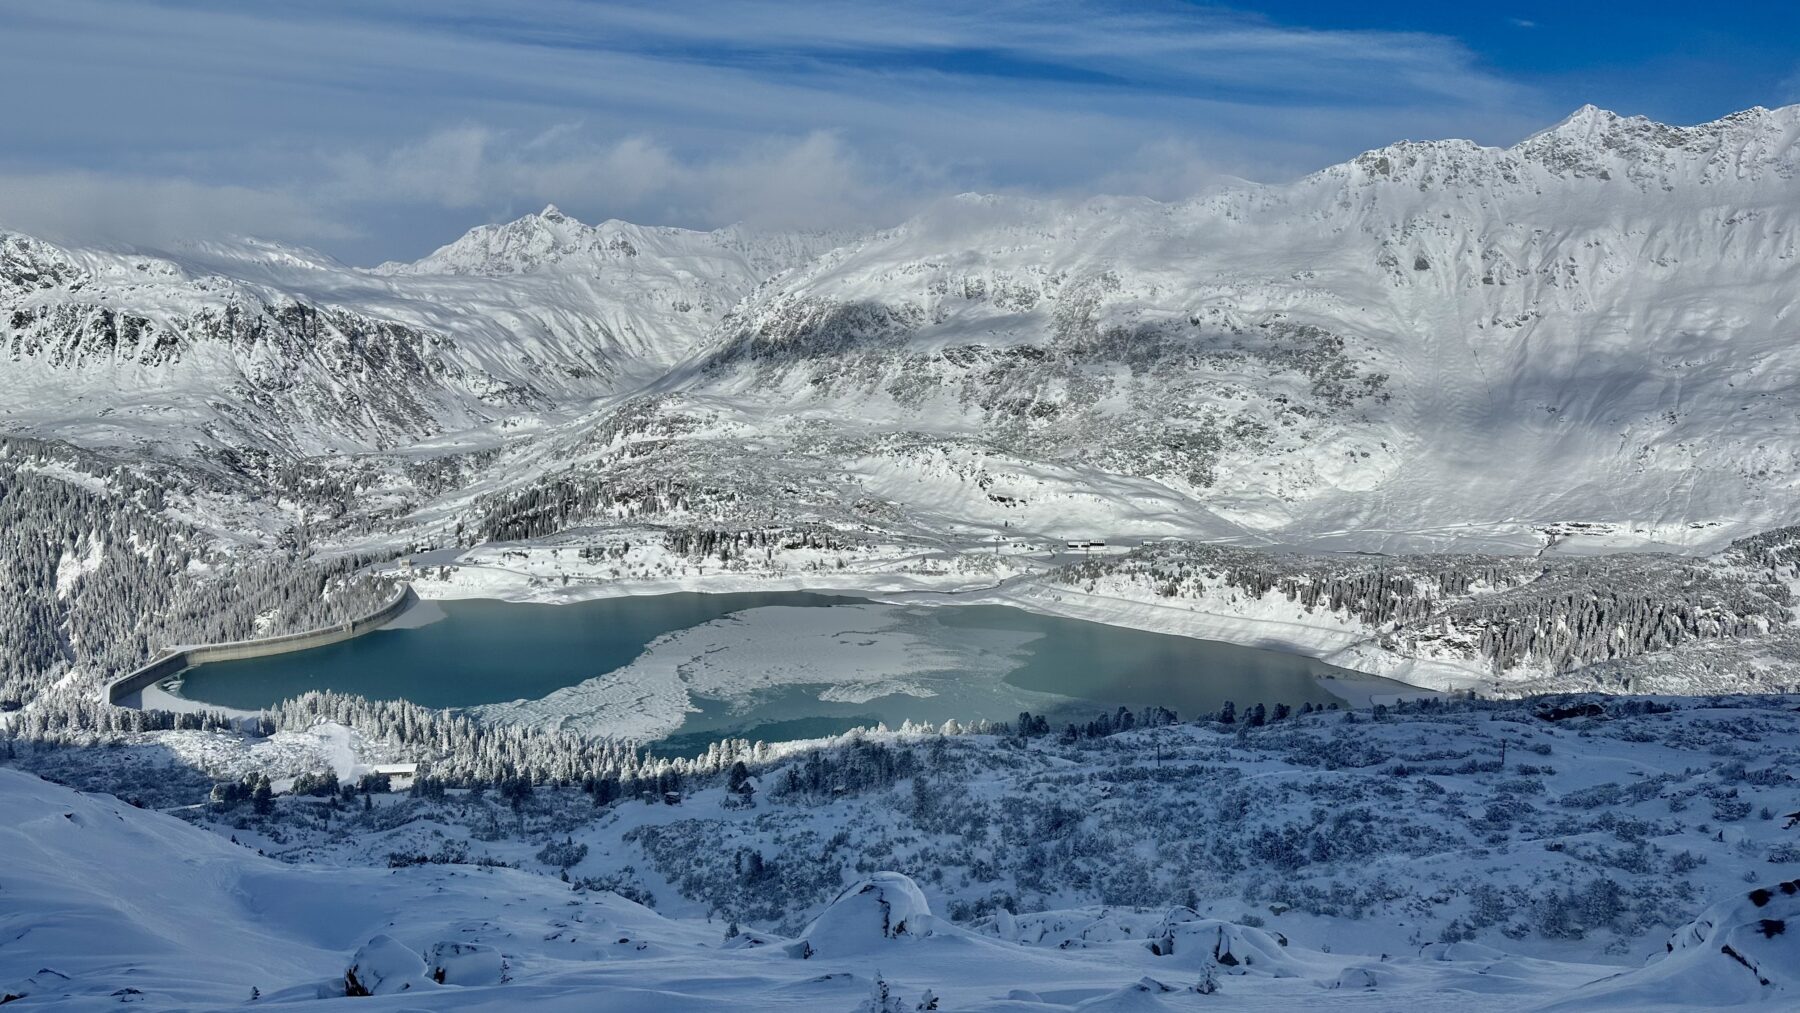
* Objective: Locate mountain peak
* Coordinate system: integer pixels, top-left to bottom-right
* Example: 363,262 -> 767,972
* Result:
1540,103 -> 1625,138
538,203 -> 571,223
1513,102 -> 1800,183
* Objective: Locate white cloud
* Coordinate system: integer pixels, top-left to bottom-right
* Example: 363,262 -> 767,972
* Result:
317,126 -> 927,233
0,0 -> 1556,261
0,172 -> 357,250
1779,66 -> 1800,105
326,127 -> 500,210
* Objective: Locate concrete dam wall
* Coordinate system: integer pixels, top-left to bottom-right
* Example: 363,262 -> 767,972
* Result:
107,584 -> 417,707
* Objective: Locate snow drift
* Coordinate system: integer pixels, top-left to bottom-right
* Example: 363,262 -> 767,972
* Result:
1540,879 -> 1800,1010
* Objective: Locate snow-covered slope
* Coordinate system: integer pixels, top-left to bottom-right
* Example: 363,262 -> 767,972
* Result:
0,765 -> 717,1008
0,211 -> 839,458
8,105 -> 1800,552
7,691 -> 1800,1011
676,103 -> 1800,550
1544,879 -> 1800,1010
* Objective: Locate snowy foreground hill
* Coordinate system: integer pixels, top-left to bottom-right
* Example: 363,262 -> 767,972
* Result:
5,696 -> 1800,1010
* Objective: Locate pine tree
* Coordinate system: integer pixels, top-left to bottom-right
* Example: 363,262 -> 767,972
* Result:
1194,959 -> 1220,995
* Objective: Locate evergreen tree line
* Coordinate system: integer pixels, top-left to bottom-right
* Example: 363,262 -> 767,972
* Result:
262,689 -> 769,788
1059,543 -> 1543,633
661,525 -> 852,562
0,440 -> 395,724
1055,541 -> 1794,675
1428,583 -> 1785,673
1403,555 -> 1791,673
1723,524 -> 1800,575
473,474 -> 705,542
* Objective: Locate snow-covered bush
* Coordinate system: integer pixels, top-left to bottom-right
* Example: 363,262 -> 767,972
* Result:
423,941 -> 505,986
792,873 -> 934,958
343,935 -> 430,996
1146,910 -> 1302,978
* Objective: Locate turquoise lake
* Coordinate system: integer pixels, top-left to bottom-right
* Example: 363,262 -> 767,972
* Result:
166,592 -> 1391,755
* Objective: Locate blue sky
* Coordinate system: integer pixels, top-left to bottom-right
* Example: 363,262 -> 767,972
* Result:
0,0 -> 1794,262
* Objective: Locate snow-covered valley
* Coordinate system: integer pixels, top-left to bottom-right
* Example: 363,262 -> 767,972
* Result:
6,101 -> 1800,1010
7,104 -> 1800,712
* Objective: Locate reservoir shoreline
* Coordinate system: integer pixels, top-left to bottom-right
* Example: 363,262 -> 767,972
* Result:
396,561 -> 1469,702
157,584 -> 1434,744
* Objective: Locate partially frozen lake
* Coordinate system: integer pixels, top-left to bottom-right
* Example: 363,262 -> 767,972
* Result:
166,592 -> 1387,752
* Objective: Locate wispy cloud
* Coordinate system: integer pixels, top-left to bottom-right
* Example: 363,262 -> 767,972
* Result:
324,126 -> 922,233
1780,65 -> 1800,105
0,0 -> 1552,261
0,172 -> 358,250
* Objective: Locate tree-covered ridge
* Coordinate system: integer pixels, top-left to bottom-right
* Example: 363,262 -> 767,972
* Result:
1052,540 -> 1795,679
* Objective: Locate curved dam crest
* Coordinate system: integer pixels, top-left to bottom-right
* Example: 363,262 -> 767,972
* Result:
107,584 -> 417,707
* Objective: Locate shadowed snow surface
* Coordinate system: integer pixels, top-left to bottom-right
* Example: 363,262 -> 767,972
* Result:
1,765 -> 1787,1011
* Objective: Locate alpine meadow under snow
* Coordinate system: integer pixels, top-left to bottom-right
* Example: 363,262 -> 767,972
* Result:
3,103 -> 1800,1010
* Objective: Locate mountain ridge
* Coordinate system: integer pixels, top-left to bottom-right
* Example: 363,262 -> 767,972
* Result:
3,102 -> 1797,552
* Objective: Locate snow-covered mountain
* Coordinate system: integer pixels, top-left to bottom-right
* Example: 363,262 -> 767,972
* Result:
4,104 -> 1799,551
666,103 -> 1800,550
0,212 -> 840,458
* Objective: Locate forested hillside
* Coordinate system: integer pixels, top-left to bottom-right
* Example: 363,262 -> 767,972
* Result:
1049,536 -> 1800,694
0,438 -> 392,725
